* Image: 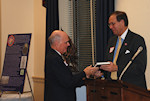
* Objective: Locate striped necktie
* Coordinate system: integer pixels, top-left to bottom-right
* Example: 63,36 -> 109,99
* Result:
111,36 -> 122,80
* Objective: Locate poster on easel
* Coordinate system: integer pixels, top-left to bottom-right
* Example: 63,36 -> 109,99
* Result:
0,34 -> 31,93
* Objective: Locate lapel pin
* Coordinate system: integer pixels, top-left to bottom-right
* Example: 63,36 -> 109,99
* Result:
109,47 -> 114,53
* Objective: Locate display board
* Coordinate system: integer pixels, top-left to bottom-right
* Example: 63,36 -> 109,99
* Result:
0,34 -> 31,93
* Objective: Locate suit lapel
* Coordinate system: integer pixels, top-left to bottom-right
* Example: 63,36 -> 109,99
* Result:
107,36 -> 118,61
117,30 -> 132,62
108,30 -> 133,62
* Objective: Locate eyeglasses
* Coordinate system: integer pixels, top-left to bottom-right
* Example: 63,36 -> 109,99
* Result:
108,22 -> 116,27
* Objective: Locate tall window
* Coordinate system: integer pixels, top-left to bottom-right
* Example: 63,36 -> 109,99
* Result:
59,0 -> 97,71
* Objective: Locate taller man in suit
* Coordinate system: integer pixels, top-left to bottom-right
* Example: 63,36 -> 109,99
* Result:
100,11 -> 147,89
44,30 -> 100,101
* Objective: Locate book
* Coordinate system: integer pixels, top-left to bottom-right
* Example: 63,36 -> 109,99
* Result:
94,62 -> 110,67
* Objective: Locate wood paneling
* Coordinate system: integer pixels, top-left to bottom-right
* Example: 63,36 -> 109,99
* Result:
33,76 -> 44,101
86,79 -> 150,101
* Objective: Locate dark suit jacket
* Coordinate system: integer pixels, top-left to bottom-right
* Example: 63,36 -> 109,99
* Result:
44,48 -> 86,101
105,29 -> 147,89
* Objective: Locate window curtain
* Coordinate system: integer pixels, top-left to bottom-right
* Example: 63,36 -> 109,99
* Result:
96,0 -> 114,62
44,0 -> 59,100
45,0 -> 59,55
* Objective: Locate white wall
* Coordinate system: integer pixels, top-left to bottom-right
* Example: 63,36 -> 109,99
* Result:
33,0 -> 46,78
115,0 -> 150,89
1,0 -> 34,91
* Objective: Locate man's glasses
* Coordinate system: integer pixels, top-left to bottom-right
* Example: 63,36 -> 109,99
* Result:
108,22 -> 116,27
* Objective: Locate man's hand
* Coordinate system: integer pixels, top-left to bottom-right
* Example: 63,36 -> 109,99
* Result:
94,71 -> 103,79
83,65 -> 99,78
100,61 -> 118,72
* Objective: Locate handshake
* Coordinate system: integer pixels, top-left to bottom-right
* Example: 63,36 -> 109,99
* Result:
83,65 -> 103,79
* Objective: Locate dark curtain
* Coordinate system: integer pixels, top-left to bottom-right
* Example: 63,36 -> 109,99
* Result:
45,0 -> 59,55
44,0 -> 59,100
96,0 -> 114,62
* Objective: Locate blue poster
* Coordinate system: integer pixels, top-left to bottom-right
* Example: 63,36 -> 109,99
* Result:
0,34 -> 31,93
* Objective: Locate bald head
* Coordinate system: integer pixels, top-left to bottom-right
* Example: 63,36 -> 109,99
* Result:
48,30 -> 62,46
48,30 -> 70,54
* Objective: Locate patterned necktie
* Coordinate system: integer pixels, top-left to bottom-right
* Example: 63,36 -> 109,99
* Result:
111,36 -> 121,80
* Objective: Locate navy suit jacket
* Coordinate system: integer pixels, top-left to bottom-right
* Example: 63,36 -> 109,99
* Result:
44,48 -> 86,101
105,29 -> 147,89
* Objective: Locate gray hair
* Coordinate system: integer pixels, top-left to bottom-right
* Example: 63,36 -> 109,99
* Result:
48,33 -> 61,46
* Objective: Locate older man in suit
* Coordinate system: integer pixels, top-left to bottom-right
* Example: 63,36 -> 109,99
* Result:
100,11 -> 147,89
44,30 -> 100,101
